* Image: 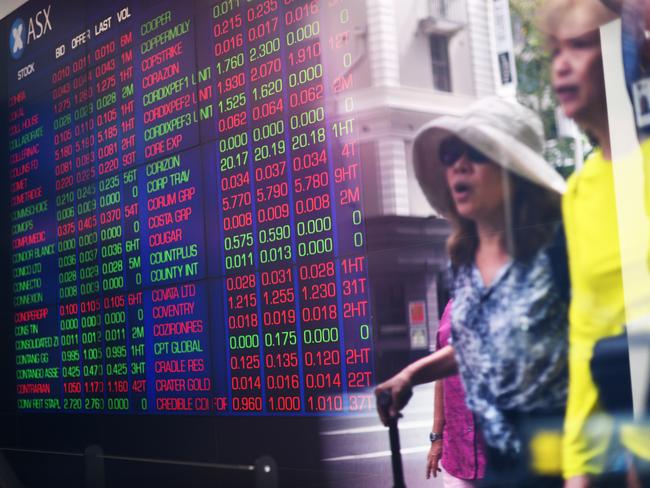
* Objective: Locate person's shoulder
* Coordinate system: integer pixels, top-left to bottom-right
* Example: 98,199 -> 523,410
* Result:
563,158 -> 590,196
512,225 -> 568,293
564,149 -> 609,198
447,261 -> 473,282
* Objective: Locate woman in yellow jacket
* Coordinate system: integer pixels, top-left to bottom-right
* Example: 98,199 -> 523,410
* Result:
540,1 -> 650,486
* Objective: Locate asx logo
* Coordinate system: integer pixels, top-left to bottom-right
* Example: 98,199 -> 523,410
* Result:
9,5 -> 52,60
9,18 -> 26,59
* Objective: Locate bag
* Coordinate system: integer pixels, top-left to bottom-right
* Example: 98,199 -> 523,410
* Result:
589,331 -> 634,413
546,225 -> 570,303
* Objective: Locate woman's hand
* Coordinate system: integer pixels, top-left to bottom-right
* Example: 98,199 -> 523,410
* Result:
374,371 -> 413,426
375,346 -> 458,425
425,440 -> 443,479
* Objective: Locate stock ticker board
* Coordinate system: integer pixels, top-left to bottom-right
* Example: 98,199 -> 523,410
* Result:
6,0 -> 374,415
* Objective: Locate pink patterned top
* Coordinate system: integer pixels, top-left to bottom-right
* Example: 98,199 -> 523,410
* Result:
436,301 -> 486,480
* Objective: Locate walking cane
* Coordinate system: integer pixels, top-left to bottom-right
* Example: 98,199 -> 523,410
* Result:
378,391 -> 407,488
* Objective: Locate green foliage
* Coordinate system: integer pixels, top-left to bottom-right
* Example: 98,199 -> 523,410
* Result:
510,0 -> 576,174
545,137 -> 577,176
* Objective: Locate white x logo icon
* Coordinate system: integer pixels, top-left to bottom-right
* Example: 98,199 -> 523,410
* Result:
11,24 -> 23,53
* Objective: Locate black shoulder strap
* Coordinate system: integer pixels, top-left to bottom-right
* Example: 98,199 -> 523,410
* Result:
547,225 -> 570,302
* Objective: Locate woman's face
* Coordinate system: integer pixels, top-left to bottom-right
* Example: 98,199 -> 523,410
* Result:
550,29 -> 607,127
444,146 -> 506,225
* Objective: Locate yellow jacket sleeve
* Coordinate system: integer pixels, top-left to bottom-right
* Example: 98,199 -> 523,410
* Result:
561,157 -> 625,478
562,346 -> 614,477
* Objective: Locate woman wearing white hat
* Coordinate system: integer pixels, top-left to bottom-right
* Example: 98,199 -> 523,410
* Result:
375,96 -> 569,487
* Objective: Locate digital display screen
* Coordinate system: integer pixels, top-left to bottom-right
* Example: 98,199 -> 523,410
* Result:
6,0 -> 374,415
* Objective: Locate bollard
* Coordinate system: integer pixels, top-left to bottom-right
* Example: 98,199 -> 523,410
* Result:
84,445 -> 105,488
254,455 -> 278,488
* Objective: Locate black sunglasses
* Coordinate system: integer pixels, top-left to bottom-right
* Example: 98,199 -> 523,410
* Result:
438,137 -> 490,167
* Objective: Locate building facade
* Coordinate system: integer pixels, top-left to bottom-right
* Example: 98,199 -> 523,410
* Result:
341,0 -> 516,372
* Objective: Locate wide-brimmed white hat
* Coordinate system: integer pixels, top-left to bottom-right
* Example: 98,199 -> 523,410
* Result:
413,96 -> 567,216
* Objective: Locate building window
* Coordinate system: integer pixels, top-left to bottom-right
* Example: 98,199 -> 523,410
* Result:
430,35 -> 451,92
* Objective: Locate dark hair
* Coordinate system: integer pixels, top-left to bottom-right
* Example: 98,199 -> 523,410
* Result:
446,172 -> 562,266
